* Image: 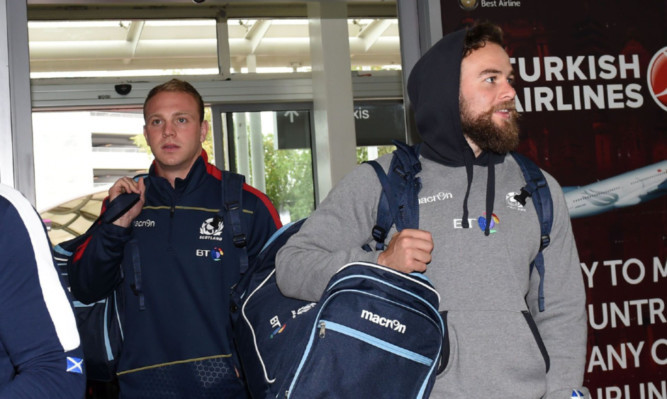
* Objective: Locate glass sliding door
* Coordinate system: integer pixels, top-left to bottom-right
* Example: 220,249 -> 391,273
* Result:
213,105 -> 315,225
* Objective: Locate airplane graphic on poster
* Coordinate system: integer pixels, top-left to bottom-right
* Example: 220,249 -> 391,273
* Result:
563,160 -> 667,218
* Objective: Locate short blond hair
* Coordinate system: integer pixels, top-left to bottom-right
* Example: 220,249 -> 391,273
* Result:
143,79 -> 205,122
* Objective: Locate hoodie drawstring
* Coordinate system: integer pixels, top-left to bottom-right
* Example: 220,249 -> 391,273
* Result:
461,149 -> 498,236
485,156 -> 496,236
461,148 -> 475,228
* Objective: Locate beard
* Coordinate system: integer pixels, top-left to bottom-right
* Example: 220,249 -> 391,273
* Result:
460,98 -> 521,154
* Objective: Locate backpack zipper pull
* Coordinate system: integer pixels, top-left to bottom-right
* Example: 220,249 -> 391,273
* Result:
318,321 -> 326,338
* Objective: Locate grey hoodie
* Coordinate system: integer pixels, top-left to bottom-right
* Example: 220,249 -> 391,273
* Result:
276,26 -> 588,398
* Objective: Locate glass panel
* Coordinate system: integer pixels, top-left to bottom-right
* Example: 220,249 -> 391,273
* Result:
28,17 -> 400,78
224,110 -> 315,224
354,99 -> 403,163
229,17 -> 401,74
33,110 -> 147,241
28,19 -> 219,78
228,19 -> 312,74
356,145 -> 396,163
348,18 -> 401,72
353,100 -> 405,147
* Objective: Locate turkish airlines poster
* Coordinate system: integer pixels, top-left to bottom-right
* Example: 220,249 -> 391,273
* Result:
440,1 -> 666,397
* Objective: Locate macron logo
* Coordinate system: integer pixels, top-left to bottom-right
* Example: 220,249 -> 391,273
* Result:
133,219 -> 155,228
419,192 -> 453,205
360,310 -> 406,334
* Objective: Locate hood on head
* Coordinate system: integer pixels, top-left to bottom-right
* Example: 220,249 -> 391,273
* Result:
407,26 -> 505,236
407,28 -> 469,167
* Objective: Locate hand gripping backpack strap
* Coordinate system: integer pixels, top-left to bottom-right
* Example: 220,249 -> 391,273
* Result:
221,171 -> 249,274
56,192 -> 140,292
510,152 -> 553,312
60,183 -> 145,255
365,140 -> 422,250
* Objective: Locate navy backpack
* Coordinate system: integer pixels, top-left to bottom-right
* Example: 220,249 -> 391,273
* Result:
277,261 -> 445,399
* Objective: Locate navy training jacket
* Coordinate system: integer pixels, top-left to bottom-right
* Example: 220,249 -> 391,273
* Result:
0,184 -> 86,398
69,152 -> 282,398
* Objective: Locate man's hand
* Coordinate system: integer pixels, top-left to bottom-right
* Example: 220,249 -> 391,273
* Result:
376,229 -> 433,274
109,177 -> 146,228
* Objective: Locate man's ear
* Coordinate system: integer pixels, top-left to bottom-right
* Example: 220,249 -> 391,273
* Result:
200,120 -> 209,143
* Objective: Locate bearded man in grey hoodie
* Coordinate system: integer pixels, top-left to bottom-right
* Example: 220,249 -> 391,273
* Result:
275,21 -> 589,398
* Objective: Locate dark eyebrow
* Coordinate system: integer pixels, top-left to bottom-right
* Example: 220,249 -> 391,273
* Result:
479,68 -> 515,80
145,111 -> 193,120
479,68 -> 503,77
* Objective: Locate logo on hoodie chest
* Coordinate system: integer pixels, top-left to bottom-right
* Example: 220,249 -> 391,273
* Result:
453,213 -> 501,234
505,192 -> 527,211
418,191 -> 453,205
199,216 -> 224,241
477,213 -> 500,234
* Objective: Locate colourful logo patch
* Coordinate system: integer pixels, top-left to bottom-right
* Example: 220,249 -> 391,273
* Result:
210,247 -> 224,261
477,213 -> 499,233
270,324 -> 287,339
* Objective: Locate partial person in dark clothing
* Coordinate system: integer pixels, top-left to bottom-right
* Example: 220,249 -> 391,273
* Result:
69,79 -> 282,398
0,183 -> 86,398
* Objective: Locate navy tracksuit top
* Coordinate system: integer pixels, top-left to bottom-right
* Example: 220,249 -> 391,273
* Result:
70,154 -> 281,398
0,184 -> 86,398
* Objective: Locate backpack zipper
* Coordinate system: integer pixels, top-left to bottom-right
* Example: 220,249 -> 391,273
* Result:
318,321 -> 326,338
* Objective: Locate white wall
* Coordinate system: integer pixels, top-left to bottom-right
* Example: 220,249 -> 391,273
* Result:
32,111 -> 148,212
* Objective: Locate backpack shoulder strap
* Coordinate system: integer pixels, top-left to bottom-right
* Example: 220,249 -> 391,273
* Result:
117,173 -> 150,311
221,171 -> 249,274
510,152 -> 553,312
100,193 -> 141,225
97,173 -> 150,225
365,140 -> 422,250
58,182 -> 145,254
366,161 -> 397,250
